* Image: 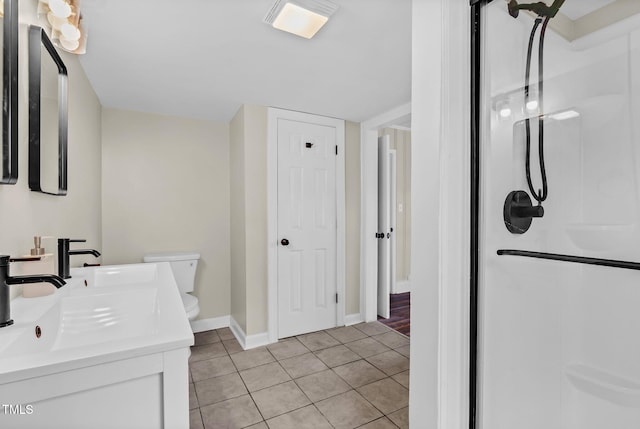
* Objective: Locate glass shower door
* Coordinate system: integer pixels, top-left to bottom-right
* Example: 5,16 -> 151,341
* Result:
478,1 -> 640,428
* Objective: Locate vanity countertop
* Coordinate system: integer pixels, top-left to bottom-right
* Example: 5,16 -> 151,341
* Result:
0,262 -> 193,384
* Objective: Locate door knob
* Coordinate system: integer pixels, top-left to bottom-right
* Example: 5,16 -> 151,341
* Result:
281,238 -> 290,246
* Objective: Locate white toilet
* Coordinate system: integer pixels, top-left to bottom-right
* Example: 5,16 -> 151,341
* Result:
143,252 -> 201,321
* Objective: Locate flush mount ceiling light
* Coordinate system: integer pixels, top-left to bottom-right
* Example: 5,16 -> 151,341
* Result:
37,0 -> 87,54
264,0 -> 339,39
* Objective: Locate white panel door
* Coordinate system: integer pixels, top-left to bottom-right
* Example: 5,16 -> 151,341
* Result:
377,135 -> 391,319
277,118 -> 337,338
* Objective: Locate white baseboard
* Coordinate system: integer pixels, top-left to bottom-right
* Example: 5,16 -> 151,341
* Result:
245,332 -> 271,350
229,317 -> 246,348
394,280 -> 411,294
190,315 -> 230,333
229,316 -> 272,350
344,313 -> 364,326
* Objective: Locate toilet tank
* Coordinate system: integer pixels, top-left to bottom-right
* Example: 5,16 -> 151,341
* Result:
143,252 -> 200,293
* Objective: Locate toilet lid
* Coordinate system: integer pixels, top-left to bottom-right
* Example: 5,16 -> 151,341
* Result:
181,293 -> 199,312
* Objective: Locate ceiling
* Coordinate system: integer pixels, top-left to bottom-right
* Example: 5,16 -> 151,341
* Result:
559,0 -> 617,20
78,0 -> 412,123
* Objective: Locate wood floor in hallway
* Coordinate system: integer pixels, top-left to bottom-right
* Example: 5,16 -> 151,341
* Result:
377,292 -> 410,337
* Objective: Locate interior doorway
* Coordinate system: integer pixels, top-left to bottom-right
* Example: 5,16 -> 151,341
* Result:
377,128 -> 411,336
360,103 -> 412,330
377,134 -> 392,319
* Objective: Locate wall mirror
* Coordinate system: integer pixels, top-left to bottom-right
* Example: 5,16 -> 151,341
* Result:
0,0 -> 18,184
29,26 -> 68,196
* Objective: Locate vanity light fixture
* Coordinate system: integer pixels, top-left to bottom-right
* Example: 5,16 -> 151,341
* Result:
37,0 -> 86,54
264,0 -> 339,39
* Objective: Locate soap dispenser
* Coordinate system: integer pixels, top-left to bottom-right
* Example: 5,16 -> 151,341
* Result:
30,236 -> 46,256
14,236 -> 56,298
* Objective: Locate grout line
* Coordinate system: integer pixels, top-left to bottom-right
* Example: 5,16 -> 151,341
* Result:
290,377 -> 315,405
312,395 -> 339,428
309,402 -> 339,429
247,392 -> 266,425
264,343 -> 278,362
196,407 -> 204,428
291,368 -> 354,405
241,361 -> 292,395
260,400 -> 314,424
217,341 -> 267,427
278,353 -> 328,379
191,325 -> 410,428
190,380 -> 200,411
358,416 -> 400,429
189,357 -> 239,384
350,389 -> 389,426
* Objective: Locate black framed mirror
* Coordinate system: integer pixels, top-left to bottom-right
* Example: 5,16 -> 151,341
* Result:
28,26 -> 68,196
1,0 -> 18,184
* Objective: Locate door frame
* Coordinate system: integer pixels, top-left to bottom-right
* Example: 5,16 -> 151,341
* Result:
389,149 -> 397,295
267,107 -> 346,343
360,102 -> 411,322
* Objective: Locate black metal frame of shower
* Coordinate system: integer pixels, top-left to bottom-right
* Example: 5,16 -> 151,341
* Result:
469,1 -> 486,428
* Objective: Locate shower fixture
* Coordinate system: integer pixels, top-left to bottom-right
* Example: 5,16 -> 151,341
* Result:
504,190 -> 544,234
503,0 -> 564,234
507,0 -> 565,19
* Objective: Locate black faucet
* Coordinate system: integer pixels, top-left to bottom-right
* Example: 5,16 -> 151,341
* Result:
58,239 -> 101,279
0,255 -> 66,328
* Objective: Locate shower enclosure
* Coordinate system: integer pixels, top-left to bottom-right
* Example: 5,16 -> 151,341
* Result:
471,1 -> 640,428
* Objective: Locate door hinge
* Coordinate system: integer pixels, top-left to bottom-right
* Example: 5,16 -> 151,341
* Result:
335,293 -> 338,303
335,145 -> 338,155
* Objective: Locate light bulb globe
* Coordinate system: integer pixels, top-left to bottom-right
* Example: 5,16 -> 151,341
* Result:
59,37 -> 79,52
60,23 -> 80,41
49,0 -> 71,18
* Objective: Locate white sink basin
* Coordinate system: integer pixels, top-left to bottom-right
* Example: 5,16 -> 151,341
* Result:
55,288 -> 160,349
78,263 -> 160,288
0,262 -> 192,382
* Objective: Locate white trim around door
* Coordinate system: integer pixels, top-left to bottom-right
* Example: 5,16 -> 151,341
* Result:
267,107 -> 346,343
360,102 -> 411,323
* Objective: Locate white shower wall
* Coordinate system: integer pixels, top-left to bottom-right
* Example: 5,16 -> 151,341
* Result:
480,4 -> 640,428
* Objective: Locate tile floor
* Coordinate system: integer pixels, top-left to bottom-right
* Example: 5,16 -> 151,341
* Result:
189,322 -> 410,429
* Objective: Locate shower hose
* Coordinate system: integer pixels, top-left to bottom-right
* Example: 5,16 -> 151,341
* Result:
524,16 -> 550,204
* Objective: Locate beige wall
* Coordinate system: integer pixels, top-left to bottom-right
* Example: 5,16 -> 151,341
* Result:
101,109 -> 231,320
345,121 -> 361,315
229,105 -> 268,336
0,7 -> 368,330
229,106 -> 247,332
380,127 -> 412,282
243,105 -> 268,335
3,2 -> 102,300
